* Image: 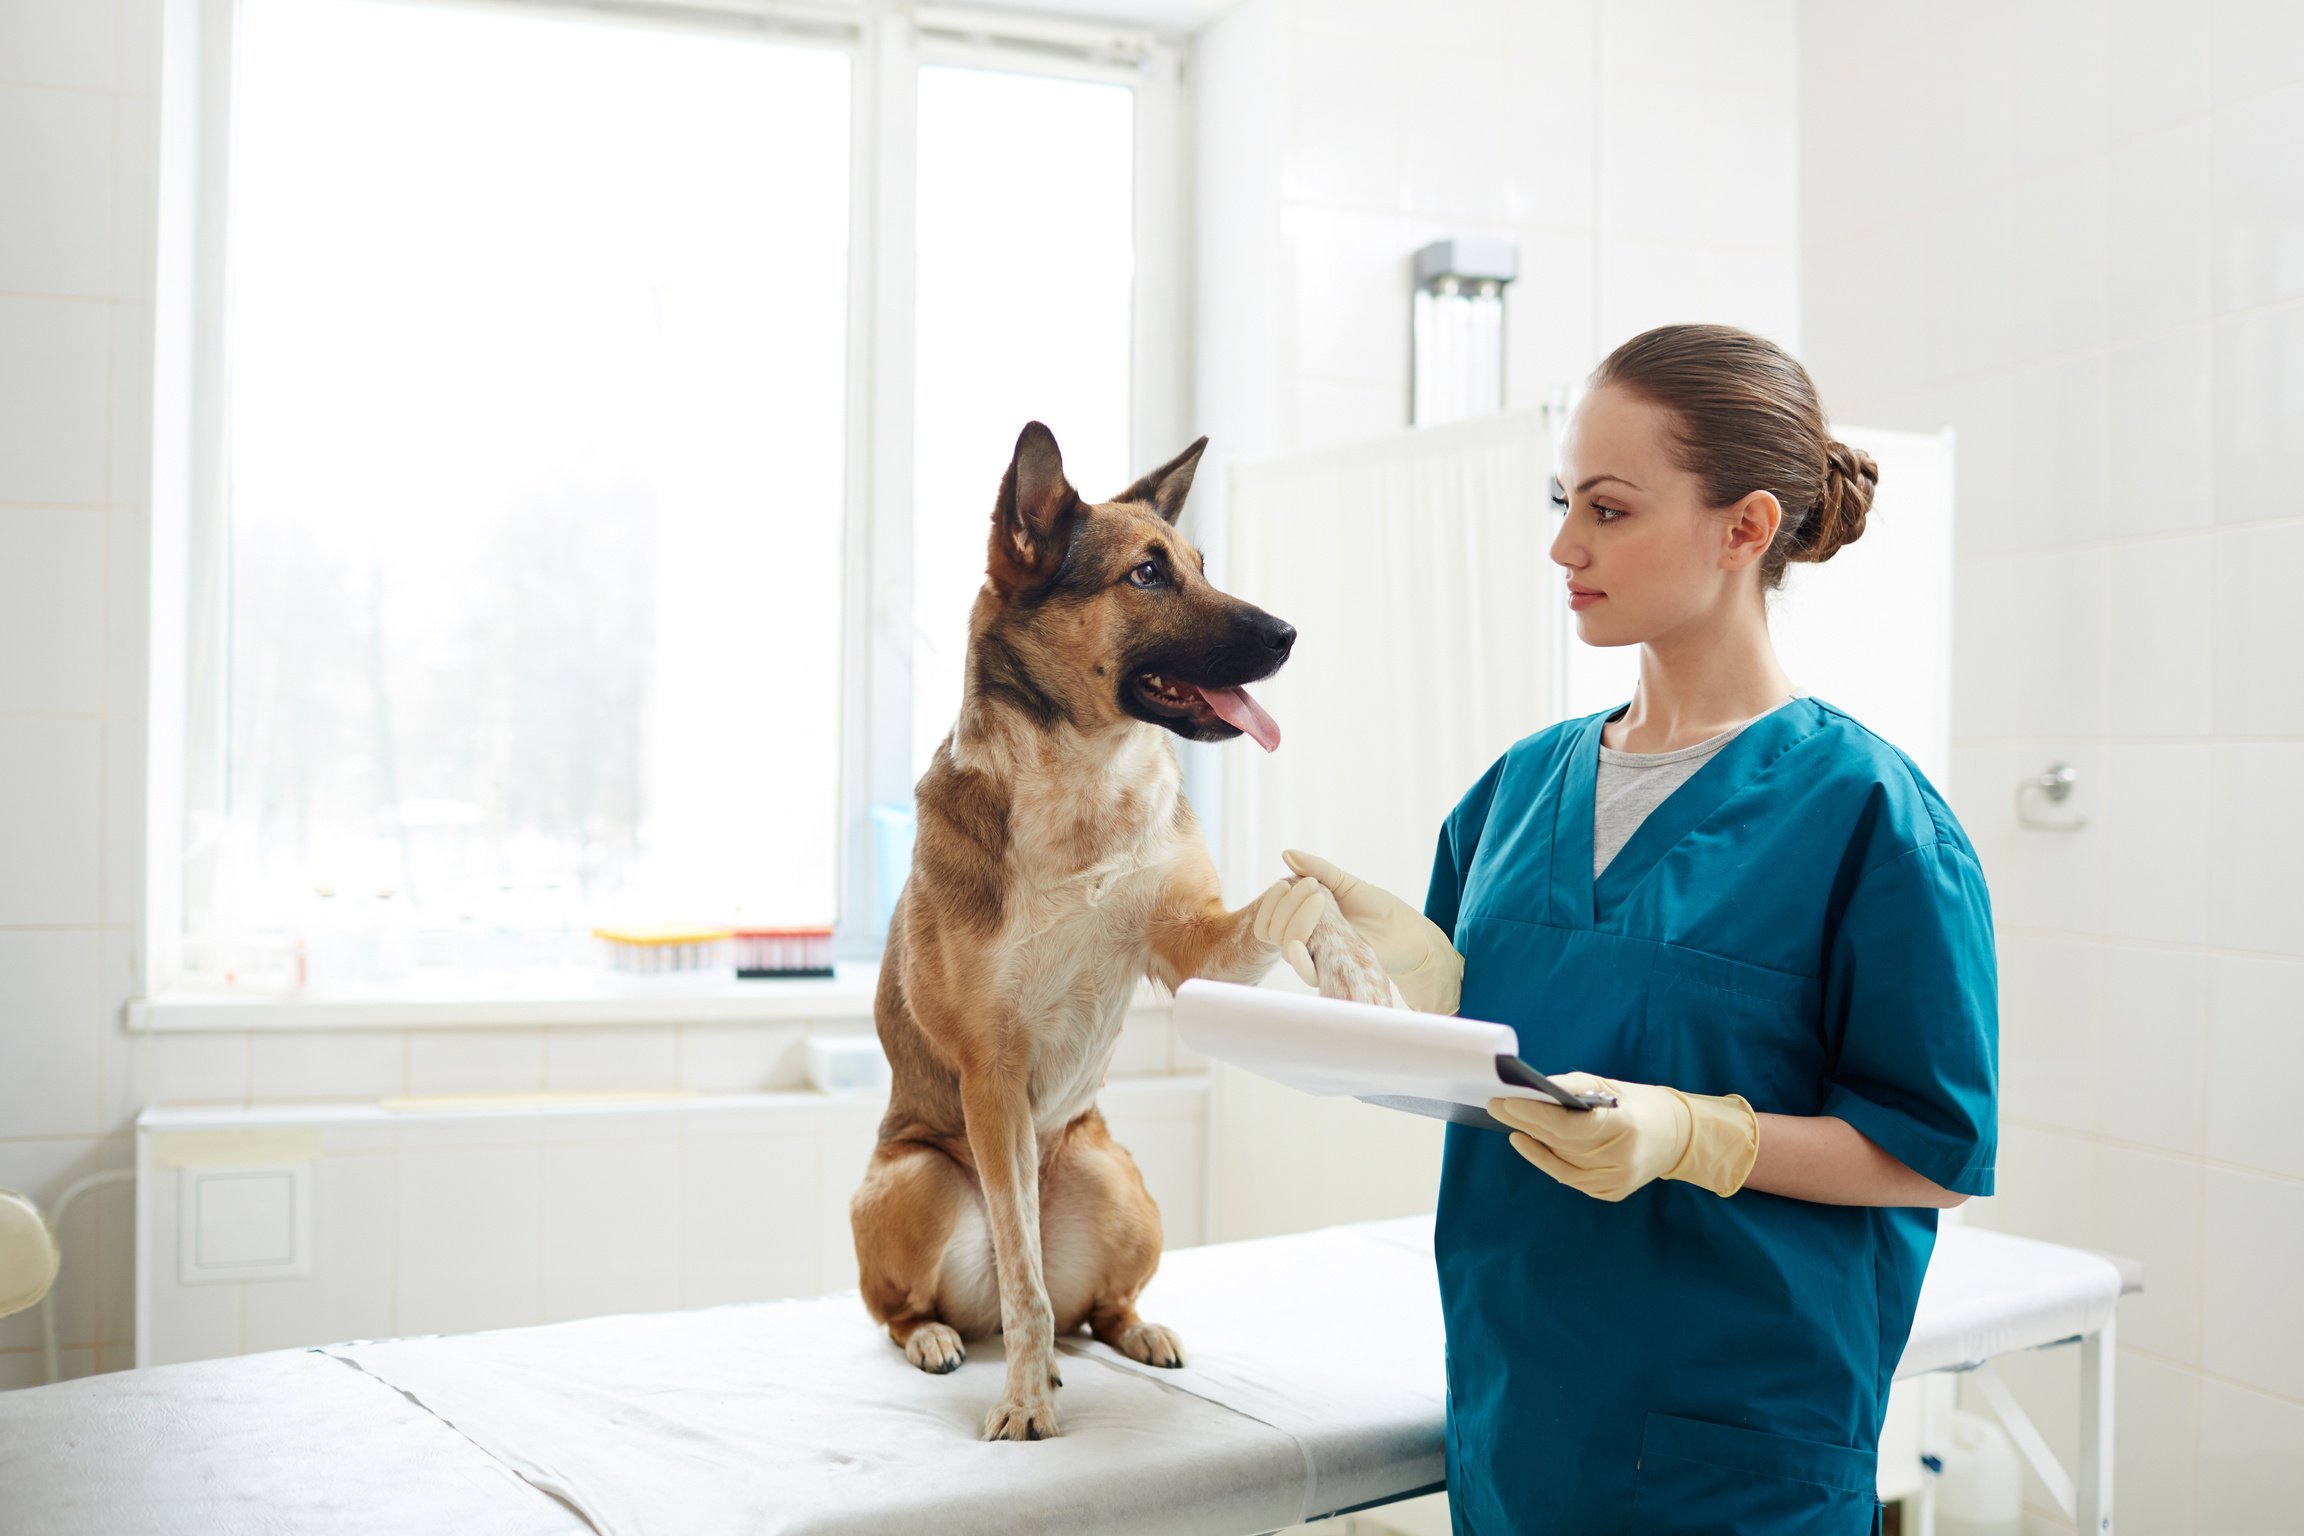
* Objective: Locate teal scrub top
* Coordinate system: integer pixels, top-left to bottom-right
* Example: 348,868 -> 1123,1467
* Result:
1427,698 -> 1998,1536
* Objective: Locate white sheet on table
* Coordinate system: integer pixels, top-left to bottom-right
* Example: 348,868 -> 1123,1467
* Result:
321,1220 -> 1447,1536
0,1348 -> 587,1536
1896,1225 -> 2124,1379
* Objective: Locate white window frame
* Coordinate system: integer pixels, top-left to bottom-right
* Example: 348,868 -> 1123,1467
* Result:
139,0 -> 1191,1020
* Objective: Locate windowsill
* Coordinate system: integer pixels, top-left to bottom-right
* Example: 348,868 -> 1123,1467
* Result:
126,963 -> 1179,1032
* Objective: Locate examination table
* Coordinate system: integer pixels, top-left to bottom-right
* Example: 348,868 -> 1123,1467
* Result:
0,1216 -> 2132,1536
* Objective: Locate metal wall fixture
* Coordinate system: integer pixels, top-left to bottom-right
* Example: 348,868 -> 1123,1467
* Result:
2017,761 -> 2086,831
1411,238 -> 1517,425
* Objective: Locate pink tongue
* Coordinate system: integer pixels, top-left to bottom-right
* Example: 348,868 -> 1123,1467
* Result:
1196,684 -> 1281,752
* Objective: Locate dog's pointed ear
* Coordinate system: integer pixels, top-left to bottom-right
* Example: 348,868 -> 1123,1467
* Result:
988,421 -> 1082,593
1115,436 -> 1208,526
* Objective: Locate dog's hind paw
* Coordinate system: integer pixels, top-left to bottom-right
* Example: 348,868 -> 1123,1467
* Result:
983,1391 -> 1061,1441
904,1321 -> 966,1374
1115,1321 -> 1186,1369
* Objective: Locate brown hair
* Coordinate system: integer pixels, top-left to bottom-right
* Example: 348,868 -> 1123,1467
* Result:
1589,323 -> 1877,591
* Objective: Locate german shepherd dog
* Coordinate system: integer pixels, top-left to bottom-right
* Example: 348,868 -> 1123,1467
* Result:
850,422 -> 1387,1441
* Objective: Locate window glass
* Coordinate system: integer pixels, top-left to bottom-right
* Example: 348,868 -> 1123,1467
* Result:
216,0 -> 850,974
910,65 -> 1134,780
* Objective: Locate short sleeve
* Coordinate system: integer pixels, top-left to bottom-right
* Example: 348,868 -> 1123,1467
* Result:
1819,840 -> 2000,1197
1422,754 -> 1509,944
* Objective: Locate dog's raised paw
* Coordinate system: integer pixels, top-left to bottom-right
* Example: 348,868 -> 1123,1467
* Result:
1116,1321 -> 1186,1369
1308,906 -> 1393,1007
905,1322 -> 965,1374
983,1393 -> 1060,1442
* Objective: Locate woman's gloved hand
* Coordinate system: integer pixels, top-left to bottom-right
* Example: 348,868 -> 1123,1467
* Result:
1250,874 -> 1337,983
1487,1074 -> 1758,1201
1277,850 -> 1463,1014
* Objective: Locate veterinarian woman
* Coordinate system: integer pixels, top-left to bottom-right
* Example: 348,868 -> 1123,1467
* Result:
1264,324 -> 1997,1535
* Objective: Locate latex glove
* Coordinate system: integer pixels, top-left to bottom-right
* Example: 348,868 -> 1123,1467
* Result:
1487,1073 -> 1758,1201
1251,875 -> 1336,984
1282,850 -> 1463,1014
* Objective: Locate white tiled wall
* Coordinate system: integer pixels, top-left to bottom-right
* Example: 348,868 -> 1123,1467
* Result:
1799,2 -> 2304,1529
0,0 -> 163,1391
137,1076 -> 1209,1368
1190,0 -> 1800,557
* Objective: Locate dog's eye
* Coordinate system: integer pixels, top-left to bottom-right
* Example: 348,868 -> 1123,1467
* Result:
1128,561 -> 1164,588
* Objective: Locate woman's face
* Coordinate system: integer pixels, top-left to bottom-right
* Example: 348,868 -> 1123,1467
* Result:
1549,384 -> 1776,649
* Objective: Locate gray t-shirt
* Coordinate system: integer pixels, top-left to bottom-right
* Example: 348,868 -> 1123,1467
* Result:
1594,697 -> 1800,876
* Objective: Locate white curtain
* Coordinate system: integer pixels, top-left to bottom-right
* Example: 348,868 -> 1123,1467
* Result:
1217,410 -> 1558,911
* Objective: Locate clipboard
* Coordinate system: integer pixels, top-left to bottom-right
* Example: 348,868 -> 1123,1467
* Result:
1171,978 -> 1617,1132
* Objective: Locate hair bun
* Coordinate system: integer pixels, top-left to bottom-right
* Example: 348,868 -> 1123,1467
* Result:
1801,440 -> 1878,563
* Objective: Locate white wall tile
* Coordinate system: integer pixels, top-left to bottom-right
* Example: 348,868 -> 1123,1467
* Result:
106,304 -> 153,511
1941,352 -> 2106,557
396,1139 -> 541,1336
2107,0 -> 2210,140
540,1134 -> 681,1323
0,295 -> 109,507
239,1150 -> 394,1353
247,1031 -> 407,1104
1995,935 -> 2099,1134
0,506 -> 104,714
2203,954 -> 2304,1179
2211,522 -> 2304,736
1282,204 -> 1411,389
2103,329 -> 2210,542
2104,534 -> 2211,738
105,509 -> 149,717
111,93 -> 158,304
1400,21 -> 1513,226
2011,548 -> 2108,739
2206,743 -> 2304,957
1502,225 -> 1599,400
133,1031 -> 249,1109
1988,738 -> 2108,934
2093,1146 -> 2201,1365
1950,561 -> 2023,736
100,713 -> 142,928
2208,0 -> 2304,105
2089,942 -> 2206,1153
2111,1351 -> 2200,1535
1281,25 -> 1402,213
0,0 -> 116,92
0,84 -> 111,298
1497,0 -> 1595,228
1288,377 -> 1402,454
115,0 -> 161,98
1595,237 -> 1706,356
680,1116 -> 819,1307
2210,300 -> 2304,527
2093,745 -> 2209,947
2107,119 -> 2210,341
0,714 -> 101,925
812,1098 -> 881,1294
2199,1166 -> 2304,1400
405,1028 -> 543,1096
677,1021 -> 805,1093
0,928 -> 101,1137
2198,1378 -> 2304,1536
2210,80 -> 2304,315
542,1025 -> 678,1092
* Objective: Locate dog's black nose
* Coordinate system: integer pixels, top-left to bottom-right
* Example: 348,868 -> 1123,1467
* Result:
1260,616 -> 1296,655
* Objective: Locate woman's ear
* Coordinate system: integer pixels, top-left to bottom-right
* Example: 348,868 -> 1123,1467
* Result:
1720,489 -> 1782,571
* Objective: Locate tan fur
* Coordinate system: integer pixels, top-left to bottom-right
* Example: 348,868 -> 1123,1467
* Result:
850,424 -> 1292,1441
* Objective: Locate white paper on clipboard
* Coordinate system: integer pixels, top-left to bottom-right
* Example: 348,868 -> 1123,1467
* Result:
1171,979 -> 1610,1131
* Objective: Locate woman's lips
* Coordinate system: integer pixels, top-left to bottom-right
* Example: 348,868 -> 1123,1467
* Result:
1567,583 -> 1604,610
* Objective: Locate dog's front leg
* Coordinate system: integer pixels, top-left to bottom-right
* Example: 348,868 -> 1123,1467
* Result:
959,1061 -> 1061,1441
1144,845 -> 1276,989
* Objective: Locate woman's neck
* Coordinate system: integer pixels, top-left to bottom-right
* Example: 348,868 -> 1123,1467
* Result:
1606,606 -> 1798,753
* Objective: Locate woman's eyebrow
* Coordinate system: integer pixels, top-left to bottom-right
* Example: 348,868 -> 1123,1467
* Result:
1576,474 -> 1643,493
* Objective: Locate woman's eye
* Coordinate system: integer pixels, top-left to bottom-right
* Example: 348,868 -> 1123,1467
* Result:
1593,505 -> 1626,524
1549,492 -> 1570,515
1129,561 -> 1163,588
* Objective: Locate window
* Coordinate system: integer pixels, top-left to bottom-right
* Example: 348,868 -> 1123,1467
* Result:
909,64 -> 1135,780
158,1 -> 1182,999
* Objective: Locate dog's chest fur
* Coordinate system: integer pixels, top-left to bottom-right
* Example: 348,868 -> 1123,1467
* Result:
975,727 -> 1188,1134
